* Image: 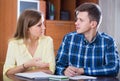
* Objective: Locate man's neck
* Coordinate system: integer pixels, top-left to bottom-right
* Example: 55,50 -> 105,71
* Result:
84,30 -> 97,43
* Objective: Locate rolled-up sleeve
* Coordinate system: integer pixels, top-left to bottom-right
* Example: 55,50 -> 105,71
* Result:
3,41 -> 17,75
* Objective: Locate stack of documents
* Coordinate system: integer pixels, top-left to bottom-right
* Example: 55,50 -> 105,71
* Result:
15,72 -> 68,80
15,72 -> 97,80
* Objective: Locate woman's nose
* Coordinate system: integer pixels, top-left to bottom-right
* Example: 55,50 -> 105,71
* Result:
41,24 -> 46,29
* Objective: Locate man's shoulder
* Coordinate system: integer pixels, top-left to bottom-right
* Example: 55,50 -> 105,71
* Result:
65,31 -> 82,37
99,32 -> 114,41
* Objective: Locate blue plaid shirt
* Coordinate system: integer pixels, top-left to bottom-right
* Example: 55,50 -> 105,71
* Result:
55,32 -> 119,76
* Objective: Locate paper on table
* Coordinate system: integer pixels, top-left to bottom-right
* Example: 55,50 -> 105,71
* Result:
15,72 -> 96,80
69,75 -> 97,80
15,72 -> 49,79
15,72 -> 68,80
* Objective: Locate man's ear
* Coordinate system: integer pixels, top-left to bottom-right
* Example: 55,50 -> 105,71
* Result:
90,21 -> 97,29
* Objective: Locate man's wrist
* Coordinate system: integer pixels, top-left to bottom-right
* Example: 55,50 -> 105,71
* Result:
63,68 -> 66,75
78,68 -> 84,74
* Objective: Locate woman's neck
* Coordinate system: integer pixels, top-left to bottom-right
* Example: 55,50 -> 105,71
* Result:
24,38 -> 39,56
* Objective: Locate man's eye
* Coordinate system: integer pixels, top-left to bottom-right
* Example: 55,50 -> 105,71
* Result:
80,19 -> 83,22
75,18 -> 77,21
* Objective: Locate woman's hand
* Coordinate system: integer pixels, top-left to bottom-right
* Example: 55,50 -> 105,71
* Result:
24,57 -> 49,68
6,58 -> 50,75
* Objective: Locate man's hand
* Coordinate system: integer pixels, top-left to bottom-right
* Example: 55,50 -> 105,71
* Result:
64,66 -> 84,77
77,68 -> 84,75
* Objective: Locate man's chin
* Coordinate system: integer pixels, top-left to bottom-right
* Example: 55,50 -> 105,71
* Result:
76,30 -> 82,34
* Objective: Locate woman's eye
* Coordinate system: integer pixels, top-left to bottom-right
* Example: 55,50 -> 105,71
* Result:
37,23 -> 42,27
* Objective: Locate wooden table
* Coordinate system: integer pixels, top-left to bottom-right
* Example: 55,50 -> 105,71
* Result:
1,74 -> 120,81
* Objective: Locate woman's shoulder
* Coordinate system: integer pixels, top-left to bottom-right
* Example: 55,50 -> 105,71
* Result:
40,36 -> 53,41
8,38 -> 23,45
38,36 -> 53,45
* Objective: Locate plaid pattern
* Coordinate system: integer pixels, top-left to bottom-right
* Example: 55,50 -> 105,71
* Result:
55,32 -> 119,76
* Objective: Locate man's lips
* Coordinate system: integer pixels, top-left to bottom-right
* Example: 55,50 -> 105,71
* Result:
76,27 -> 80,30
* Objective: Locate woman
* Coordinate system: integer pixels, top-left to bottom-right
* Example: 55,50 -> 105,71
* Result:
3,9 -> 55,75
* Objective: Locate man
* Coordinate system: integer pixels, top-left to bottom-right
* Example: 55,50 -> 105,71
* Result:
55,2 -> 119,77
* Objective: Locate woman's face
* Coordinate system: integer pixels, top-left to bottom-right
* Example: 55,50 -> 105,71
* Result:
28,20 -> 45,39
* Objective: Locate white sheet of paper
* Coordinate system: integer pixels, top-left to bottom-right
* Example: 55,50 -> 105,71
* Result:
15,72 -> 96,80
15,72 -> 68,80
15,72 -> 49,79
69,75 -> 97,80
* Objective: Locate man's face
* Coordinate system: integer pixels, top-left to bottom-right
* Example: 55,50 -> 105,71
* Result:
75,11 -> 92,34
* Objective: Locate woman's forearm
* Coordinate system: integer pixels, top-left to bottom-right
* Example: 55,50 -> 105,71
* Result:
6,64 -> 26,75
24,67 -> 53,74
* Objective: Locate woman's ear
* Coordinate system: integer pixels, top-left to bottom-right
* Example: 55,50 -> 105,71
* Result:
90,21 -> 97,29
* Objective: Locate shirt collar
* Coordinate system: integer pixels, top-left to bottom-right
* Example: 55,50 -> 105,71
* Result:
83,32 -> 100,44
